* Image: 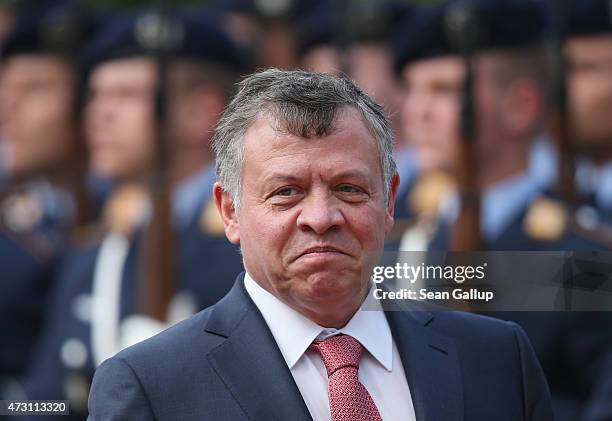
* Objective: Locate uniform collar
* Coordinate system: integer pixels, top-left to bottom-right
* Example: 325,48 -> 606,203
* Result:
171,163 -> 216,229
481,171 -> 540,242
528,134 -> 558,190
394,145 -> 418,201
438,171 -> 540,242
575,158 -> 612,211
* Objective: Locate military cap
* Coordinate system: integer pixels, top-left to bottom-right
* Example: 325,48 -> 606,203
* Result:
346,0 -> 414,44
213,0 -> 319,22
295,0 -> 413,58
393,0 -> 554,73
0,1 -> 94,60
294,0 -> 336,57
561,0 -> 612,36
80,10 -> 251,73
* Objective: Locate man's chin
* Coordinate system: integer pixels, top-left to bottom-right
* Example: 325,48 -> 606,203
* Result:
298,271 -> 365,304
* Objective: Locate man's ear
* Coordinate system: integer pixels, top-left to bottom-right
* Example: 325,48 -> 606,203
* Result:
385,172 -> 400,233
213,182 -> 240,245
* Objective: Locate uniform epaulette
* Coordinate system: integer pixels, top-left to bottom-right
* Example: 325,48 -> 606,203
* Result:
570,205 -> 612,249
102,184 -> 150,236
388,171 -> 454,247
0,190 -> 44,233
0,190 -> 55,261
523,196 -> 612,248
407,170 -> 456,218
523,196 -> 569,242
0,219 -> 55,262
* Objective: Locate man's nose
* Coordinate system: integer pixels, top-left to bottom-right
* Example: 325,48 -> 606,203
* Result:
296,191 -> 345,235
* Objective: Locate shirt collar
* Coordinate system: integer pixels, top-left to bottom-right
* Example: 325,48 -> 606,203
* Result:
576,158 -> 612,210
528,134 -> 558,190
243,272 -> 393,371
26,179 -> 75,228
394,146 -> 417,201
438,171 -> 540,242
171,163 -> 216,228
481,171 -> 540,242
596,162 -> 612,210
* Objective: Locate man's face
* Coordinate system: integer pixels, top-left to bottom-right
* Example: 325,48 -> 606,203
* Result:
220,108 -> 398,326
401,56 -> 464,172
566,35 -> 612,151
472,53 -> 518,164
0,54 -> 75,179
85,57 -> 156,181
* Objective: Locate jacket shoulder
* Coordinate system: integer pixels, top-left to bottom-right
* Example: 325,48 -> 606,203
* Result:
112,306 -> 219,367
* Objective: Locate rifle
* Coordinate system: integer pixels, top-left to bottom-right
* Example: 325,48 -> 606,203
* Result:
548,0 -> 577,205
135,8 -> 181,321
444,1 -> 482,251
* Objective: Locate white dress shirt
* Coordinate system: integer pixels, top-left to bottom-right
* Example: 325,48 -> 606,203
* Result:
244,273 -> 416,421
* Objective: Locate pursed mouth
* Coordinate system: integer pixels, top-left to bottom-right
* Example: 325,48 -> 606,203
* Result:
297,246 -> 348,260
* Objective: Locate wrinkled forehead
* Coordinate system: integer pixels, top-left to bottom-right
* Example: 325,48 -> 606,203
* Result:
1,53 -> 73,81
402,55 -> 465,86
247,106 -> 374,149
89,57 -> 157,89
258,102 -> 354,139
242,107 -> 381,176
566,34 -> 612,61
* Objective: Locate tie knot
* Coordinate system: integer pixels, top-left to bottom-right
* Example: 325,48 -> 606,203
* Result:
310,334 -> 363,376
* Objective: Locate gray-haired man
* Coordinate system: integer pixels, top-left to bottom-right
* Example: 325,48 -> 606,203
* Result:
88,69 -> 553,421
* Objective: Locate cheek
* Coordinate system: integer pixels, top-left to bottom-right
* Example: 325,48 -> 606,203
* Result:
240,208 -> 292,251
344,205 -> 387,248
402,96 -> 418,124
122,112 -> 155,157
437,99 -> 460,134
580,79 -> 612,114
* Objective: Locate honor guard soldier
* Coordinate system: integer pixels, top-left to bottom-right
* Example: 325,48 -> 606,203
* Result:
0,3 -> 94,396
394,0 -> 611,252
15,10 -> 249,419
563,0 -> 612,226
394,1 -> 612,419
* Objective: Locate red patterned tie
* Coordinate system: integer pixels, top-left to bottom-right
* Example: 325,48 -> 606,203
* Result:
310,334 -> 382,421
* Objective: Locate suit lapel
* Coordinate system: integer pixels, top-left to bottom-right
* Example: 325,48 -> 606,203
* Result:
204,275 -> 312,421
386,307 -> 464,421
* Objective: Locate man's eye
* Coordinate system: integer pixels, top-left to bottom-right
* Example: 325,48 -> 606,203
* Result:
337,185 -> 362,193
275,187 -> 298,197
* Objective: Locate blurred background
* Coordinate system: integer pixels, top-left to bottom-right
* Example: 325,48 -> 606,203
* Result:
0,0 -> 610,420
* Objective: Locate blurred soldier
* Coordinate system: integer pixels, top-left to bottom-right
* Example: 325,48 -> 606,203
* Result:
394,0 -> 609,252
564,0 -> 612,225
294,0 -> 342,75
214,0 -> 309,70
394,1 -> 612,419
0,4 -> 92,394
16,10 -> 248,418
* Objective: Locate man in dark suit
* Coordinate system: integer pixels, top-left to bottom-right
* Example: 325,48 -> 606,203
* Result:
87,68 -> 553,420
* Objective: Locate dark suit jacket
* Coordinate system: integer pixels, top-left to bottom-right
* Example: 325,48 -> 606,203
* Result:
88,273 -> 554,420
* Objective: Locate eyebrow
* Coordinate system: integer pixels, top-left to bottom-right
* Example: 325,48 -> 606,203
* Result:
261,174 -> 303,186
261,170 -> 373,187
331,170 -> 372,183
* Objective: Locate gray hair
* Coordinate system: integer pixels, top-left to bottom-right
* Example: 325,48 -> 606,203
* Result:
211,68 -> 397,210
